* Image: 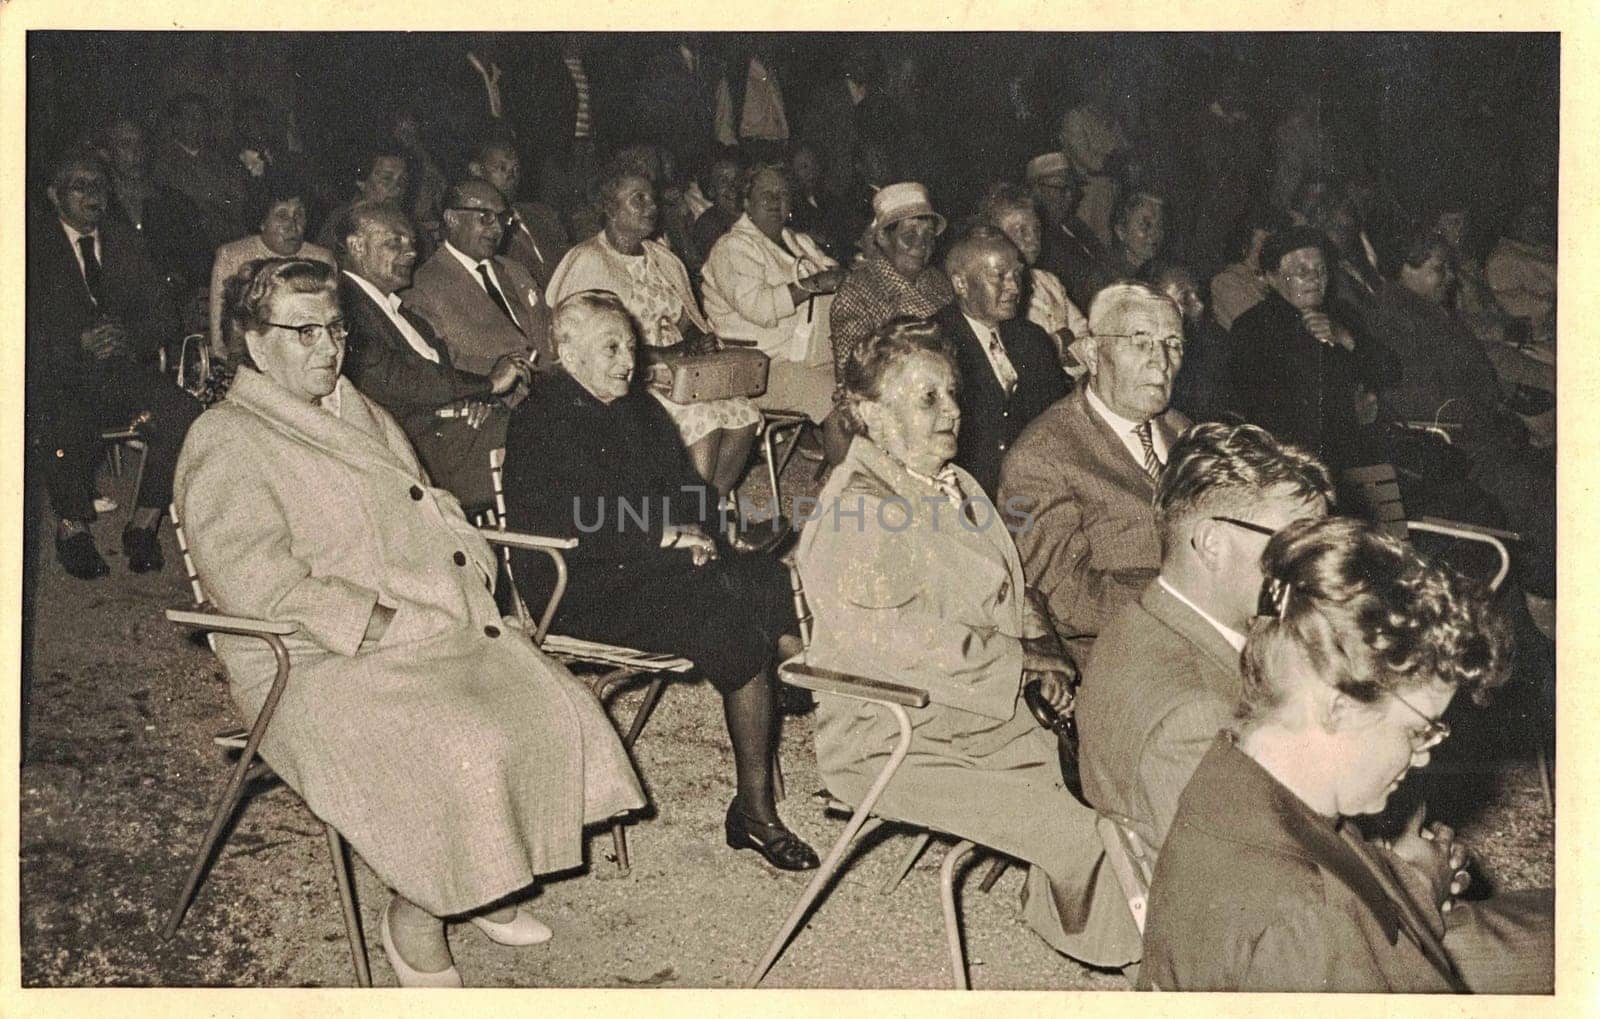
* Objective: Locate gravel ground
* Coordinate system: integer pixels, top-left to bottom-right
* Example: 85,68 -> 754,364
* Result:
19,445 -> 1554,989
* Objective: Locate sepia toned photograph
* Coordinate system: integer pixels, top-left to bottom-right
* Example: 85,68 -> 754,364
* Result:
13,15 -> 1564,998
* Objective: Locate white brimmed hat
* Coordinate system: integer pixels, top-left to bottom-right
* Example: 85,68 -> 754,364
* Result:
1025,151 -> 1073,183
870,182 -> 947,235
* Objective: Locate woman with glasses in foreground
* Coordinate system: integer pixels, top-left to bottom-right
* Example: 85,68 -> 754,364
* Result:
174,258 -> 644,986
1140,515 -> 1552,992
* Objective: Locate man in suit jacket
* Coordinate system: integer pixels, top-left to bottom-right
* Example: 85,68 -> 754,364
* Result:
1078,422 -> 1334,853
337,204 -> 532,510
998,282 -> 1191,663
401,180 -> 553,377
26,155 -> 202,579
937,229 -> 1068,498
1026,152 -> 1106,310
466,139 -> 571,293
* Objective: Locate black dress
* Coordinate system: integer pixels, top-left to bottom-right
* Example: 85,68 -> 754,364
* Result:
500,371 -> 795,693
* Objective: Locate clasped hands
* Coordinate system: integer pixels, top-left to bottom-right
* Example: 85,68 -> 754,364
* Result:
80,320 -> 133,362
449,351 -> 535,429
1300,310 -> 1356,352
1383,802 -> 1472,913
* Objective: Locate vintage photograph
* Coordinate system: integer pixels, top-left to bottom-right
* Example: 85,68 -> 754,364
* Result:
17,26 -> 1557,993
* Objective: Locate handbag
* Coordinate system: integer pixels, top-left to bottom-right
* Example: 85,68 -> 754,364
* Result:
651,344 -> 770,404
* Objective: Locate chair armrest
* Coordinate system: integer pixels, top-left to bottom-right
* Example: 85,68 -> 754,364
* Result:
1411,517 -> 1520,543
165,609 -> 298,636
721,337 -> 759,347
480,529 -> 579,551
1398,420 -> 1458,445
778,659 -> 930,709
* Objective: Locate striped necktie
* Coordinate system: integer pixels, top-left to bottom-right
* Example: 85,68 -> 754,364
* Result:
1135,421 -> 1161,480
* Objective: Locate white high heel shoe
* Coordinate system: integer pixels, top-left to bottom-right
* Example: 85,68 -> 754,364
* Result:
469,907 -> 554,946
380,899 -> 463,988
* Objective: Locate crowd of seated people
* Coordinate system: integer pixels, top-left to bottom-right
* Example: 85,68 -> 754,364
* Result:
25,32 -> 1558,992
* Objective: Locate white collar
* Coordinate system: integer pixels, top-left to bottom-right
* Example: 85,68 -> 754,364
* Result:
962,312 -> 1001,341
1157,576 -> 1247,652
444,241 -> 490,277
60,219 -> 97,246
343,270 -> 398,310
1085,382 -> 1149,437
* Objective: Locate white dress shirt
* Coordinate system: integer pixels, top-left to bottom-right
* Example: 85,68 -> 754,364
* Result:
345,270 -> 439,364
1085,383 -> 1169,468
61,219 -> 100,287
962,312 -> 1018,394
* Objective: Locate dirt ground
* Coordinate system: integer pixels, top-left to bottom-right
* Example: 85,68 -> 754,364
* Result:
18,450 -> 1555,989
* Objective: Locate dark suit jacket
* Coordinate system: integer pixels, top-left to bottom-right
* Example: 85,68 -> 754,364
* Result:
1141,735 -> 1466,992
401,246 -> 553,376
998,388 -> 1190,662
26,213 -> 172,395
634,47 -> 721,170
938,305 -> 1069,499
503,201 -> 571,293
340,276 -> 505,507
1078,580 -> 1242,852
1042,217 -> 1108,310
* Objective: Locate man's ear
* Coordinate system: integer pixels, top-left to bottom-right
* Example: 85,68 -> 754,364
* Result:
948,270 -> 969,303
1189,517 -> 1226,570
45,185 -> 60,212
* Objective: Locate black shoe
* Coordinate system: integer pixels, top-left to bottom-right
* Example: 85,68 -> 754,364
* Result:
725,800 -> 820,871
122,526 -> 164,573
730,514 -> 793,556
794,427 -> 825,462
56,531 -> 109,580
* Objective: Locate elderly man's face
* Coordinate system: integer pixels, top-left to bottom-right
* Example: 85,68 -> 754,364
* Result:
246,288 -> 346,404
1088,298 -> 1183,421
1268,246 -> 1328,312
49,163 -> 109,233
561,309 -> 637,404
348,213 -> 418,294
359,156 -> 410,204
107,122 -> 146,177
444,183 -> 509,261
883,216 -> 938,277
994,207 -> 1042,266
472,146 -> 522,201
953,244 -> 1024,325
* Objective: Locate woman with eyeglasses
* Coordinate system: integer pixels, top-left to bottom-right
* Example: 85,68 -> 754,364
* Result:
545,169 -> 763,505
1140,515 -> 1552,993
174,258 -> 644,986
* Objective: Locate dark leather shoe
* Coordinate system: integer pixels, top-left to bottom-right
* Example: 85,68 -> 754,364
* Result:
730,514 -> 793,556
122,526 -> 164,573
57,531 -> 109,580
725,800 -> 820,871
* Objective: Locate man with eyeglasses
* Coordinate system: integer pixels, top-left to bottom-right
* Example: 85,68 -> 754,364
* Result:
402,179 -> 553,379
26,154 -> 203,579
1077,421 -> 1333,855
339,204 -> 534,511
1025,151 -> 1103,310
935,227 -> 1067,498
999,281 -> 1191,665
1228,225 -> 1395,472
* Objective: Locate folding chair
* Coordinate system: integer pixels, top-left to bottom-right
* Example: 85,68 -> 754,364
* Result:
482,448 -> 694,875
747,563 -> 1007,990
161,505 -> 371,986
1095,814 -> 1156,936
1343,462 -> 1551,814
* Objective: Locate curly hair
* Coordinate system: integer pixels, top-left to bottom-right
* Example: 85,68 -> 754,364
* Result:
1239,516 -> 1511,720
222,257 -> 339,370
838,316 -> 957,435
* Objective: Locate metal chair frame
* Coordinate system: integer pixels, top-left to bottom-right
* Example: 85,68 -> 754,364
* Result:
162,506 -> 370,986
1095,814 -> 1156,936
747,565 -> 1008,989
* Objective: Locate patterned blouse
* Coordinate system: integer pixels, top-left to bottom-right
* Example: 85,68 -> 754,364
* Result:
828,253 -> 954,377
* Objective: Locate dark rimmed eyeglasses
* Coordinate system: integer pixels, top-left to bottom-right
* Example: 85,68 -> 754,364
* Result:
445,206 -> 513,228
1211,515 -> 1276,537
263,319 -> 349,345
1390,690 -> 1451,752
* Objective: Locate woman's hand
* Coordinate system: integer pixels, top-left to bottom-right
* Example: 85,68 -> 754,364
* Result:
1025,666 -> 1076,715
1385,805 -> 1472,910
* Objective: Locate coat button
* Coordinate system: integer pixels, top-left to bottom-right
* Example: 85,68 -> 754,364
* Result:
410,485 -> 424,500
484,625 -> 500,638
454,551 -> 467,566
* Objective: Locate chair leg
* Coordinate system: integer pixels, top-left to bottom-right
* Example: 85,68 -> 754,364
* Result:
131,443 -> 150,514
324,824 -> 371,987
881,831 -> 931,895
977,857 -> 1010,893
763,427 -> 782,518
941,840 -> 978,990
1536,742 -> 1553,816
624,674 -> 670,749
610,819 -> 631,876
110,444 -> 124,479
745,815 -> 885,986
161,744 -> 262,938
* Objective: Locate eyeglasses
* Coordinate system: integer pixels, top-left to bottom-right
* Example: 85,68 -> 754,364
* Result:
1280,266 -> 1329,284
64,180 -> 110,196
1097,331 -> 1185,359
1211,515 -> 1276,536
445,206 -> 512,227
1390,690 -> 1451,752
263,319 -> 349,345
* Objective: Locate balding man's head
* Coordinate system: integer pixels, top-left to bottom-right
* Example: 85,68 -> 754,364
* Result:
442,179 -> 510,261
341,202 -> 417,295
944,227 -> 1024,325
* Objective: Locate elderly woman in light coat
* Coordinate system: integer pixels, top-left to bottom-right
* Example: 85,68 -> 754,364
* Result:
701,163 -> 845,424
795,316 -> 1141,971
174,258 -> 644,987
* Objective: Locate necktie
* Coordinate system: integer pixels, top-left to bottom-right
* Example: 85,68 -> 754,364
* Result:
78,235 -> 105,307
476,262 -> 519,327
986,327 -> 1018,396
1135,421 -> 1161,480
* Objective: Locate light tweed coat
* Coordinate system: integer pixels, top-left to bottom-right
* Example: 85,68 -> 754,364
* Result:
796,438 -> 1140,968
173,369 -> 643,916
